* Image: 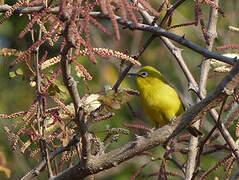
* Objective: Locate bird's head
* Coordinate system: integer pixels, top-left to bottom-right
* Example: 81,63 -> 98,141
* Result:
128,66 -> 168,90
129,65 -> 163,81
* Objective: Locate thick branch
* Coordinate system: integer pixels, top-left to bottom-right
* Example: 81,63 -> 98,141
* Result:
107,16 -> 235,65
52,60 -> 239,180
60,16 -> 90,166
0,4 -> 59,13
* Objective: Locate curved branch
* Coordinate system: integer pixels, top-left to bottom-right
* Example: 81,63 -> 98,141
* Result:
105,14 -> 235,65
52,60 -> 239,180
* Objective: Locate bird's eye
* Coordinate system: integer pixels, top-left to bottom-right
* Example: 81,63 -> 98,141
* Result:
139,71 -> 148,78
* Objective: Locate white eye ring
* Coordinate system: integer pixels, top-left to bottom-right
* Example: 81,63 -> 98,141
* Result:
139,71 -> 148,78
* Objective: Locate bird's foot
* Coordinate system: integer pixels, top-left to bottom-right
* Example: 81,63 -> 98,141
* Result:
170,116 -> 177,125
146,127 -> 156,137
150,127 -> 156,133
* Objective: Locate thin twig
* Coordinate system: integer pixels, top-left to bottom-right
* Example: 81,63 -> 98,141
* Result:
21,136 -> 80,180
29,12 -> 53,178
37,20 -> 54,178
131,0 -> 187,67
0,4 -> 235,64
89,12 -> 236,65
160,0 -> 187,26
193,98 -> 227,179
185,1 -> 219,179
112,64 -> 133,92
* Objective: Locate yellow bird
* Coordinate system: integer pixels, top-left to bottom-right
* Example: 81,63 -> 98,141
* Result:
129,66 -> 201,137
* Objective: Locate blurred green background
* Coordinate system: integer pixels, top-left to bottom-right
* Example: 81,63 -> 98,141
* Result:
0,0 -> 239,179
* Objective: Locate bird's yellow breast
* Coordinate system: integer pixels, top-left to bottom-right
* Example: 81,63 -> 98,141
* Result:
137,75 -> 184,127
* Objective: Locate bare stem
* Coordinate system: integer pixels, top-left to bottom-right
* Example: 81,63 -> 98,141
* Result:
59,10 -> 90,168
185,1 -> 220,179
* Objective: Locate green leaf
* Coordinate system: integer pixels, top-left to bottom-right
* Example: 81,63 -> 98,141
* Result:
48,84 -> 56,96
0,166 -> 11,178
29,81 -> 36,87
53,84 -> 61,93
9,71 -> 16,78
109,101 -> 121,110
54,79 -> 67,93
57,84 -> 67,93
16,68 -> 23,75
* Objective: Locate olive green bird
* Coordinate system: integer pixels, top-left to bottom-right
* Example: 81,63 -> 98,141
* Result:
129,66 -> 202,137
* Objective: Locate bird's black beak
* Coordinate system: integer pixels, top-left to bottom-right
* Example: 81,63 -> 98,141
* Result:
128,73 -> 139,77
